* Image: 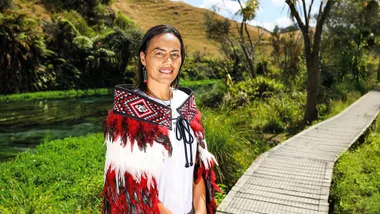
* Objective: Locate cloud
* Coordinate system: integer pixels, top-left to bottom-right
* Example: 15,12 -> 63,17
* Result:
249,20 -> 276,32
200,0 -> 242,18
250,16 -> 294,32
272,0 -> 286,8
275,16 -> 293,28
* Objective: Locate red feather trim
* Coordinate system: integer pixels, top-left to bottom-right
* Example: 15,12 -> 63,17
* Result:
195,159 -> 222,214
190,111 -> 205,135
104,110 -> 172,156
190,111 -> 208,149
101,167 -> 160,214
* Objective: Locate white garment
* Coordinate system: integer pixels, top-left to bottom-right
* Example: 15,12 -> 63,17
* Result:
138,88 -> 197,214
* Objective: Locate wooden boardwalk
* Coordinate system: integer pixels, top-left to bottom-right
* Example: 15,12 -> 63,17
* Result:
217,91 -> 380,214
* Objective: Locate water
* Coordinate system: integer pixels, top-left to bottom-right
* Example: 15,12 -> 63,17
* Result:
0,96 -> 113,161
0,84 -> 214,162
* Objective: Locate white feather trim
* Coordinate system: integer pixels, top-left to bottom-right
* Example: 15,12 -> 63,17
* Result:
197,145 -> 218,170
104,134 -> 167,190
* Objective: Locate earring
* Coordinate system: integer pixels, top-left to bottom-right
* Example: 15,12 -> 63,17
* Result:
143,66 -> 147,83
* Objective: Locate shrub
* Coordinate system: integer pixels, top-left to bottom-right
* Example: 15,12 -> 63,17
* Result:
198,81 -> 228,108
224,76 -> 284,108
0,0 -> 11,11
181,55 -> 230,81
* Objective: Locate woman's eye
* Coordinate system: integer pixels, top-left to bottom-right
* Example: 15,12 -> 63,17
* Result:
171,53 -> 180,58
155,52 -> 164,56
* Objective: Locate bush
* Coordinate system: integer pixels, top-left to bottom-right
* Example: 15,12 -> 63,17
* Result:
224,76 -> 284,108
198,81 -> 228,108
181,55 -> 230,80
0,0 -> 11,11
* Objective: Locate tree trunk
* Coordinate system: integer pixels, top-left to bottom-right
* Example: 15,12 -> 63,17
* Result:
304,56 -> 319,124
377,57 -> 380,81
303,34 -> 319,124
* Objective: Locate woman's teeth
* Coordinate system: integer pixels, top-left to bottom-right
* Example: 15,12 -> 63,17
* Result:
159,69 -> 172,74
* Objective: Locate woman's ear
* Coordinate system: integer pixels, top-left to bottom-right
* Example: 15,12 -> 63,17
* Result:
140,52 -> 146,66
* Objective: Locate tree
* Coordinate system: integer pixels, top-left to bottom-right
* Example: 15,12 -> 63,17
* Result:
322,0 -> 380,89
270,25 -> 303,87
204,0 -> 261,80
285,0 -> 336,124
0,14 -> 52,94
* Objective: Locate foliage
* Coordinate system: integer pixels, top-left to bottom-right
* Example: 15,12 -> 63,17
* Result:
62,10 -> 96,37
322,0 -> 380,92
270,26 -> 303,87
180,79 -> 220,88
198,81 -> 228,108
330,117 -> 380,213
0,88 -> 112,102
0,13 -> 53,95
181,54 -> 229,81
41,0 -> 111,20
224,76 -> 284,108
241,92 -> 306,134
201,109 -> 256,187
0,133 -> 105,213
42,13 -> 142,90
113,11 -> 138,30
0,0 -> 11,11
204,0 -> 261,80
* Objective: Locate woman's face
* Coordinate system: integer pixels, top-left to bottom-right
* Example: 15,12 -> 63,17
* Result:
140,33 -> 182,88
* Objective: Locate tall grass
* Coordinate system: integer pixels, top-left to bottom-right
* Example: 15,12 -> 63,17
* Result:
201,109 -> 255,187
330,117 -> 380,213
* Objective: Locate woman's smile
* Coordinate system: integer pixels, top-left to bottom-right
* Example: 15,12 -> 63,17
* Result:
159,67 -> 174,74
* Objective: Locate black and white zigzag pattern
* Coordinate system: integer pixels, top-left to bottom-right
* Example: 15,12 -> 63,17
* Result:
113,89 -> 172,129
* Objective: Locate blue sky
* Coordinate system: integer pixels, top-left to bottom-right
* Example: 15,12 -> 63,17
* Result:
173,0 -> 319,32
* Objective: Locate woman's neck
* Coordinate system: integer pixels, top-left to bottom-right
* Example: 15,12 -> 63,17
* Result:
146,82 -> 172,100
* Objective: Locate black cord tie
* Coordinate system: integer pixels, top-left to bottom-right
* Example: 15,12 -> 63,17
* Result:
175,116 -> 194,168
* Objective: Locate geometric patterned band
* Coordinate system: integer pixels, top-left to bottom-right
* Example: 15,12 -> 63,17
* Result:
112,85 -> 197,130
177,92 -> 197,122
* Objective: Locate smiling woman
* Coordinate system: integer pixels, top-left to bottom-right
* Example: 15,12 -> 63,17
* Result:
139,28 -> 184,100
100,25 -> 220,214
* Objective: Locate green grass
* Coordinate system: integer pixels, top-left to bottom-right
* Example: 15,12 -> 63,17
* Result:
0,133 -> 105,213
0,88 -> 112,102
320,91 -> 362,120
181,79 -> 220,88
330,117 -> 380,213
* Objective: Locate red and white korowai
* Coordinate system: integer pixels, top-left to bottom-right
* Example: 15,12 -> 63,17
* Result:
101,84 -> 221,214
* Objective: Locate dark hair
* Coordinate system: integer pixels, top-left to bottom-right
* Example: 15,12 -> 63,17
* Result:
135,25 -> 185,91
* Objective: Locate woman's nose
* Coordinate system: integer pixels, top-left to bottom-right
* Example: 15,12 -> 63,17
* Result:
163,55 -> 173,64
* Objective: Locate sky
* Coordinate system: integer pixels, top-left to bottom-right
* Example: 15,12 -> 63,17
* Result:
172,0 -> 320,32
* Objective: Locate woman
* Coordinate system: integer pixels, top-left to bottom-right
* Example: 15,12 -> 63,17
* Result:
101,25 -> 220,214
